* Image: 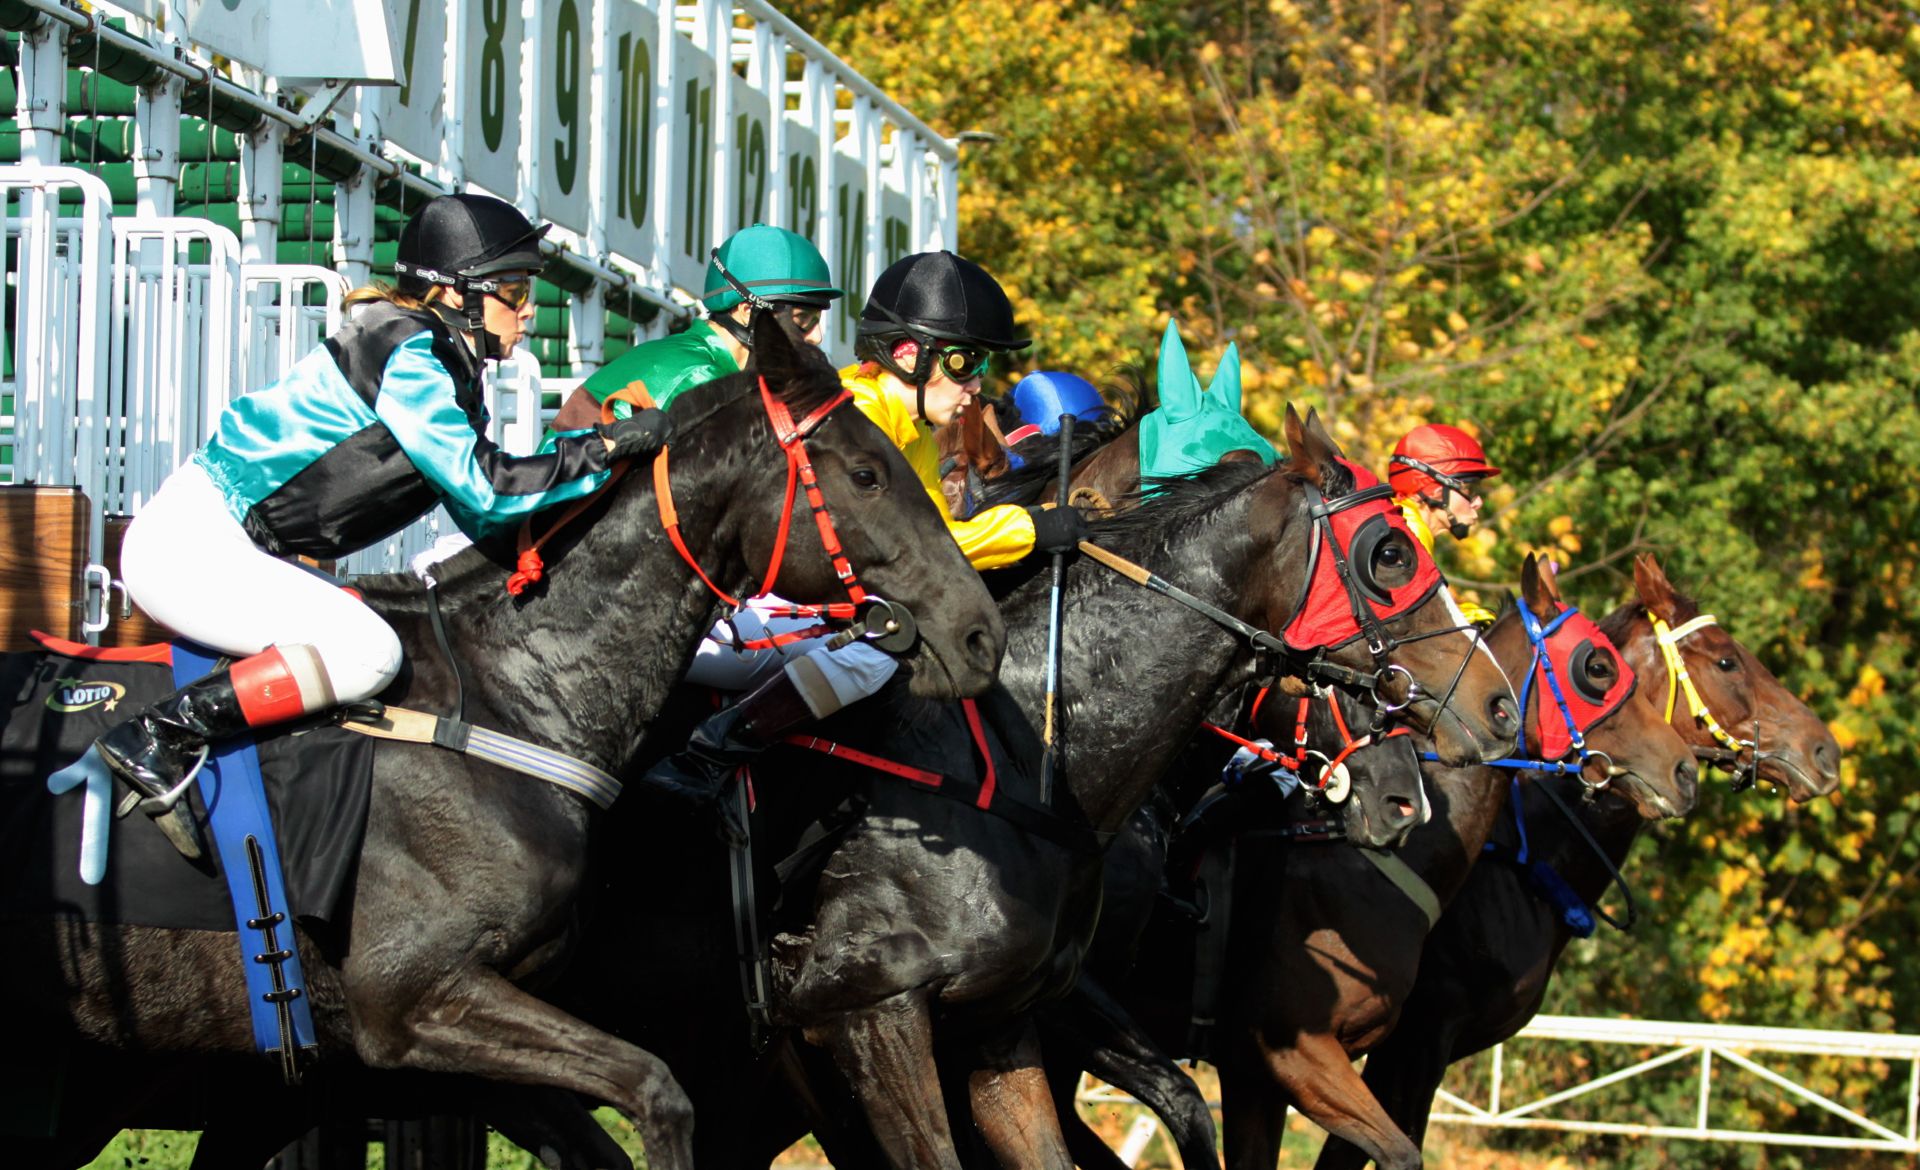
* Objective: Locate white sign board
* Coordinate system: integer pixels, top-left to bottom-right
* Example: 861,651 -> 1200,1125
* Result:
728,76 -> 772,238
536,0 -> 593,232
462,0 -> 524,197
830,150 -> 869,354
783,121 -> 822,247
170,0 -> 404,85
668,37 -> 718,294
601,0 -> 658,267
382,0 -> 447,163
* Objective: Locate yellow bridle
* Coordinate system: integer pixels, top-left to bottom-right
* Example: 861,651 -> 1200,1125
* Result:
1648,611 -> 1755,760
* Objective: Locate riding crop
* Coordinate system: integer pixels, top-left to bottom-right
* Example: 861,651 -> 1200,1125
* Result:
1040,413 -> 1076,805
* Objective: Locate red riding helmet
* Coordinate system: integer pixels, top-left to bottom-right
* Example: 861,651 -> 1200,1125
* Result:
1387,424 -> 1501,501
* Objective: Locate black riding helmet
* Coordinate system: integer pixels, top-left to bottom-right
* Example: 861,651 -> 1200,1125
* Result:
393,193 -> 551,361
856,252 -> 1029,420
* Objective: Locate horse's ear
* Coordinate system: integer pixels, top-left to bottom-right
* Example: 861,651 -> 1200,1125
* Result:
1302,407 -> 1347,463
1157,319 -> 1200,416
1520,552 -> 1558,613
1285,404 -> 1343,489
1209,342 -> 1243,410
1635,552 -> 1683,623
749,308 -> 800,388
1283,403 -> 1316,479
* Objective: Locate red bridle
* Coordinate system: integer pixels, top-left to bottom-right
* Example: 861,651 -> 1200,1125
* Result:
506,377 -> 893,650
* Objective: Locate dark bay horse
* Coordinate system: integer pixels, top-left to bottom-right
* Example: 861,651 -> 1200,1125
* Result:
1043,552 -> 1697,1170
0,316 -> 1004,1170
751,407 -> 1519,1170
1313,553 -> 1841,1170
1176,554 -> 1698,1170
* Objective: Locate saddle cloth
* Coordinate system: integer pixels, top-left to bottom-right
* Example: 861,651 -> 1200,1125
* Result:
0,642 -> 373,934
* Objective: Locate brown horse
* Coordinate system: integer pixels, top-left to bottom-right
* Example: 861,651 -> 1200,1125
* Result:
0,316 -> 1005,1170
1195,554 -> 1697,1170
1057,553 -> 1696,1170
1312,553 -> 1841,1170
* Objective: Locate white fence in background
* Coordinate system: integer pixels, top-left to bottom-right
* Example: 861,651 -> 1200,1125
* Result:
1078,1015 -> 1920,1166
1430,1014 -> 1920,1154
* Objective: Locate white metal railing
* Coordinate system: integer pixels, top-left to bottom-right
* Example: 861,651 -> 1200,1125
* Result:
239,265 -> 350,397
1430,1014 -> 1920,1154
1077,1015 -> 1920,1163
106,216 -> 243,520
1,166 -> 114,530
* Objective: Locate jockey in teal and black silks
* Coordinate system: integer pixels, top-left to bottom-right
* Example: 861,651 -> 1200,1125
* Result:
1137,319 -> 1276,480
94,194 -> 671,861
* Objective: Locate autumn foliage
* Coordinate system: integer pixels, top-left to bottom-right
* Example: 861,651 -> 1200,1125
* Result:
790,0 -> 1919,1164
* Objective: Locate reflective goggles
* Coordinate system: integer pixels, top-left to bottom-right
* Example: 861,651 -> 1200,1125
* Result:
928,342 -> 991,382
482,277 -> 535,311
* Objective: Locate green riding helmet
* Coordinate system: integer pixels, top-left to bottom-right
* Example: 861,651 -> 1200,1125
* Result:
702,224 -> 843,313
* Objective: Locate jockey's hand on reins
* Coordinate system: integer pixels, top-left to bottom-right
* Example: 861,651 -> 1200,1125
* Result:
599,409 -> 673,460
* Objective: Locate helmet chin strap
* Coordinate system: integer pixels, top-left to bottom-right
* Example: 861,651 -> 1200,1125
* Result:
458,285 -> 504,361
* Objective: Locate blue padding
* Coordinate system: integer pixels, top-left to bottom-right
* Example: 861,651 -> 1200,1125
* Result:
173,643 -> 317,1056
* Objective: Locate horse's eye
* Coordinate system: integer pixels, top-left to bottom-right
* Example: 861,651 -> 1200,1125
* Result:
1587,653 -> 1614,681
851,466 -> 883,491
1717,656 -> 1739,673
1378,544 -> 1405,567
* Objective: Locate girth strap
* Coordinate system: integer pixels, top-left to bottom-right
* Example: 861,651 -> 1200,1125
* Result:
782,701 -> 1110,854
1357,846 -> 1441,932
338,705 -> 621,810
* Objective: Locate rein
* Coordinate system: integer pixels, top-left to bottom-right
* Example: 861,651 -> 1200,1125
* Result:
506,377 -> 913,652
1651,611 -> 1760,790
1422,597 -> 1622,788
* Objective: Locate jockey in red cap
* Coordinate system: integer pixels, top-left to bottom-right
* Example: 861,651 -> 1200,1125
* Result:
1388,423 -> 1500,623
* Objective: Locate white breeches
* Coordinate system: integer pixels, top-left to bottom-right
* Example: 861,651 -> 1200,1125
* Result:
118,461 -> 404,704
685,596 -> 899,718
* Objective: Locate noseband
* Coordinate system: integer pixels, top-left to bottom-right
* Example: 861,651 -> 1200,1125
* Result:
1426,596 -> 1635,793
1076,467 -> 1475,732
1650,611 -> 1760,791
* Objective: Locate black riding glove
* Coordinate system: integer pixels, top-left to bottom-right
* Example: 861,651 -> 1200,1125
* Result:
598,409 -> 672,461
1026,505 -> 1089,556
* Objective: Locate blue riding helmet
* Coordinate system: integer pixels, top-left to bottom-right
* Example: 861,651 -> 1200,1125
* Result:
1003,372 -> 1106,469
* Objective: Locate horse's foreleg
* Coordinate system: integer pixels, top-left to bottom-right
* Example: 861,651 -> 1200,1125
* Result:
480,1084 -> 636,1170
964,1017 -> 1074,1170
1324,1023 -> 1456,1165
352,972 -> 693,1170
803,989 -> 964,1170
1058,977 -> 1220,1170
1218,1046 -> 1289,1170
1268,1033 -> 1420,1170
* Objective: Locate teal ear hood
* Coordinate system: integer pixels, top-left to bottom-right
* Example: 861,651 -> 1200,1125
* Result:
1137,320 -> 1277,481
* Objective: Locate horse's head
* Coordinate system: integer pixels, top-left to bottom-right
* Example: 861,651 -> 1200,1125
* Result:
1484,554 -> 1697,819
1266,686 -> 1428,850
1253,406 -> 1518,767
1617,554 -> 1839,802
687,314 -> 1004,698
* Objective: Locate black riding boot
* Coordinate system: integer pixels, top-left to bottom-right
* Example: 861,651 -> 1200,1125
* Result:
642,671 -> 817,846
97,667 -> 250,861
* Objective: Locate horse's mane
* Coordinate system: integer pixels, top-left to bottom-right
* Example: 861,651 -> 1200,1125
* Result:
978,368 -> 1151,509
1082,460 -> 1274,558
1596,582 -> 1701,644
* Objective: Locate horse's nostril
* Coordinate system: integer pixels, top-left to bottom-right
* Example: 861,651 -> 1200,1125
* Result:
964,626 -> 1000,675
1489,693 -> 1518,731
1676,758 -> 1699,802
1814,739 -> 1840,779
